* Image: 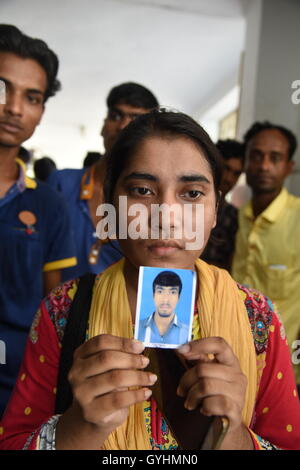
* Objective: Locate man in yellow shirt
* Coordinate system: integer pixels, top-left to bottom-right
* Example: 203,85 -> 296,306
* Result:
232,121 -> 300,386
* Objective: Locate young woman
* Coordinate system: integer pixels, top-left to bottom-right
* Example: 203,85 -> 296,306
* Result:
1,111 -> 299,450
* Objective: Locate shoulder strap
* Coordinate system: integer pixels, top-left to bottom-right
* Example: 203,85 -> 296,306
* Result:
55,273 -> 96,414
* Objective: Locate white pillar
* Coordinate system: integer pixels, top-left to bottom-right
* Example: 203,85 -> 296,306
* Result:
238,0 -> 300,195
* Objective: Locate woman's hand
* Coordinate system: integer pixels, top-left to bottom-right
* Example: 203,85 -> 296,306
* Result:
177,336 -> 253,450
56,334 -> 157,449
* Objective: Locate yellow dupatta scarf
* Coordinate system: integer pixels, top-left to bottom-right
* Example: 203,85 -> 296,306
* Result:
87,258 -> 257,450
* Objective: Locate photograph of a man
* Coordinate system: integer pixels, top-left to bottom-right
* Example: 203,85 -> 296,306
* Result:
136,269 -> 195,348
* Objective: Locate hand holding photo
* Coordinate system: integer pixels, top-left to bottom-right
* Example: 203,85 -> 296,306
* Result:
134,266 -> 196,348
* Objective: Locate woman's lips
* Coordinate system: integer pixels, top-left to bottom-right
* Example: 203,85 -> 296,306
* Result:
148,242 -> 181,256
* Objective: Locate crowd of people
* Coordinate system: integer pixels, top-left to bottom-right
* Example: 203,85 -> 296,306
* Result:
0,24 -> 299,450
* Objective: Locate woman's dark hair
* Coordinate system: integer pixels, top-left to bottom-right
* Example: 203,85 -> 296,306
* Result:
107,82 -> 159,110
153,271 -> 182,296
105,110 -> 223,204
0,24 -> 61,102
244,121 -> 297,161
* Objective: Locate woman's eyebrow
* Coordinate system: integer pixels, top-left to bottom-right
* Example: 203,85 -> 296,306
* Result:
123,172 -> 211,184
124,172 -> 158,182
179,174 -> 211,184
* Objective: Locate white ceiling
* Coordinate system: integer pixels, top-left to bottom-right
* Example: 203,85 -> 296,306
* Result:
134,0 -> 248,17
1,0 -> 246,167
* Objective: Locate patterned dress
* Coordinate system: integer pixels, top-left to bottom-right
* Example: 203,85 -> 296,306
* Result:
0,279 -> 300,450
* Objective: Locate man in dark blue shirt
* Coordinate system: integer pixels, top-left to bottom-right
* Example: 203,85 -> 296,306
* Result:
138,271 -> 189,346
48,82 -> 159,280
0,25 -> 76,416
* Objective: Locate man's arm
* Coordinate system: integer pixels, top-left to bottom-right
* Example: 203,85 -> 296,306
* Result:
43,270 -> 61,296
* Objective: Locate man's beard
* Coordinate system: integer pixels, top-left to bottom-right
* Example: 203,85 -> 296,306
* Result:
252,183 -> 277,195
157,309 -> 174,318
247,174 -> 277,194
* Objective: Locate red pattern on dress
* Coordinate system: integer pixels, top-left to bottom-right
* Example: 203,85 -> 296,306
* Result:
0,281 -> 300,450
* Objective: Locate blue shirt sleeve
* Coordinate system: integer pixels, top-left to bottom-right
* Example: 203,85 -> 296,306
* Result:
46,170 -> 61,191
41,187 -> 77,272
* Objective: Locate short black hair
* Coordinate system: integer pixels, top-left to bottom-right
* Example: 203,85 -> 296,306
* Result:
106,82 -> 159,110
0,24 -> 61,102
34,157 -> 56,181
244,121 -> 297,161
153,271 -> 182,296
83,151 -> 102,168
105,109 -> 223,205
216,139 -> 245,164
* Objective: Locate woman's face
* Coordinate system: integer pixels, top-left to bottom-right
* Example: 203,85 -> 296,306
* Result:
113,135 -> 217,271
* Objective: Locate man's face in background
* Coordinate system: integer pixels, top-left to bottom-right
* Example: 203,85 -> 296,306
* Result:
245,129 -> 293,195
0,52 -> 46,149
220,157 -> 243,197
153,285 -> 180,318
101,102 -> 150,154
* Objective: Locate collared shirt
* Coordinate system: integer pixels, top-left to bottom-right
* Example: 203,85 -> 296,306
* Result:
47,168 -> 122,281
0,159 -> 77,416
201,200 -> 238,271
232,187 -> 300,382
138,312 -> 189,346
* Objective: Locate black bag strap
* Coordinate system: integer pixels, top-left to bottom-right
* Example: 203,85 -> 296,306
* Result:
55,273 -> 96,414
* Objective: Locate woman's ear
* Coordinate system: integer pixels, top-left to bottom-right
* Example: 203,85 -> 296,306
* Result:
212,191 -> 221,229
217,190 -> 222,205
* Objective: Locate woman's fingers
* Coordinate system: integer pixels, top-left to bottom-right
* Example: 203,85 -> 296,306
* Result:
72,349 -> 150,380
177,362 -> 245,397
175,337 -> 247,433
178,337 -> 240,369
199,395 -> 241,430
69,334 -> 150,386
182,377 -> 245,412
72,369 -> 157,405
68,334 -> 158,431
74,334 -> 145,360
81,387 -> 153,425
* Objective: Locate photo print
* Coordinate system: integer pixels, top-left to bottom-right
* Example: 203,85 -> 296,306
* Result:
134,266 -> 196,348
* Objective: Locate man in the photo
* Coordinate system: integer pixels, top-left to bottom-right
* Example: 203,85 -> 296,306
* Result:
138,271 -> 189,345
